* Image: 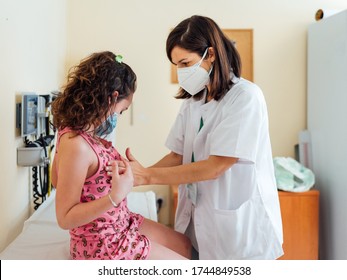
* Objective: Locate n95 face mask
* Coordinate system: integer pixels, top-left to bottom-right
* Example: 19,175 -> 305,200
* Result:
177,48 -> 212,96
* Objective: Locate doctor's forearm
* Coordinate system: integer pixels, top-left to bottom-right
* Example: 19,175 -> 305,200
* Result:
149,152 -> 183,168
147,156 -> 236,185
146,165 -> 200,185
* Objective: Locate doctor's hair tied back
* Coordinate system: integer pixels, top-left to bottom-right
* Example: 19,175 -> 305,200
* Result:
115,54 -> 123,63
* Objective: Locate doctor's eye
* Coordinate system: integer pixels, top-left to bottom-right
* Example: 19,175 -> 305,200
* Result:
177,61 -> 189,68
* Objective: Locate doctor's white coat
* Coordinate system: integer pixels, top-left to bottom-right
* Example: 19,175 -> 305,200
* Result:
165,78 -> 284,260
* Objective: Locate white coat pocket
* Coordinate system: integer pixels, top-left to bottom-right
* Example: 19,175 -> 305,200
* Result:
212,196 -> 271,259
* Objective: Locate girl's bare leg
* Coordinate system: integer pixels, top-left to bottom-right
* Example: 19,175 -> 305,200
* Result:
147,241 -> 187,260
140,218 -> 191,260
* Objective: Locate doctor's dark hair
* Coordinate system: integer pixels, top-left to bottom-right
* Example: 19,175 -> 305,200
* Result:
166,15 -> 241,101
51,51 -> 136,134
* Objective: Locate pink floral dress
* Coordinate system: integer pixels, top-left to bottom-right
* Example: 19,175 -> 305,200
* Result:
56,128 -> 150,260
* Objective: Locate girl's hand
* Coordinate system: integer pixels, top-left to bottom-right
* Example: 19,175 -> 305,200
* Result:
107,148 -> 149,186
108,159 -> 134,205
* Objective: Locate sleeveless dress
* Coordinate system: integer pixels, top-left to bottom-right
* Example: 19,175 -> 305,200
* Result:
56,128 -> 150,260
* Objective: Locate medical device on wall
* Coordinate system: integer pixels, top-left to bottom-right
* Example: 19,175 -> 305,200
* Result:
17,93 -> 53,138
16,92 -> 56,210
20,94 -> 38,137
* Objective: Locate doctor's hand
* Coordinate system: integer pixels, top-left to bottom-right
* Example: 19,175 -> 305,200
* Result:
120,147 -> 149,186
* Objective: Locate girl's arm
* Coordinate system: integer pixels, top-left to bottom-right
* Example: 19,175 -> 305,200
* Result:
55,134 -> 132,230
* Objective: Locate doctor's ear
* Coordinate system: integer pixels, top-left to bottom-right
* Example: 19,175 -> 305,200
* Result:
207,47 -> 215,63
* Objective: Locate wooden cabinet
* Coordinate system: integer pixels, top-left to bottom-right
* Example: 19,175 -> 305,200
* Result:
278,189 -> 319,260
171,186 -> 319,259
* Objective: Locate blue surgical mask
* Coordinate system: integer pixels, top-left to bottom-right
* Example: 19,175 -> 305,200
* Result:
95,113 -> 118,137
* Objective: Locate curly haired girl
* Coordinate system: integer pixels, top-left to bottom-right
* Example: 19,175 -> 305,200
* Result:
51,51 -> 191,260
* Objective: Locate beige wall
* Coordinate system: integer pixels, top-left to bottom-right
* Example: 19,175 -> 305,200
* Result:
1,0 -> 347,252
66,0 -> 347,226
66,0 -> 347,164
0,0 -> 67,252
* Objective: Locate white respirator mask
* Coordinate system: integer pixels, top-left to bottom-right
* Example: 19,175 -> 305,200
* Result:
177,48 -> 213,96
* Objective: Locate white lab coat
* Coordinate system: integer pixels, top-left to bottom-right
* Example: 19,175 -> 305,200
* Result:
166,78 -> 283,259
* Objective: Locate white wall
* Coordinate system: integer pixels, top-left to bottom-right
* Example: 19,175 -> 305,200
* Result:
0,0 -> 67,252
1,0 -> 347,254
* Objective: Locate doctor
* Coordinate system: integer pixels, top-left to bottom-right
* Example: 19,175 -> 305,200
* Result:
121,15 -> 283,260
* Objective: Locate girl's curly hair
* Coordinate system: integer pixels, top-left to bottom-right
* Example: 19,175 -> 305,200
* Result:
51,51 -> 136,134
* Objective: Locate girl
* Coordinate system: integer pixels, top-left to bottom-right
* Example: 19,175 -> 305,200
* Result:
51,51 -> 191,260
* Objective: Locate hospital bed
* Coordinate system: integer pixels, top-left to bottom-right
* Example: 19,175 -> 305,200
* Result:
0,190 -> 157,260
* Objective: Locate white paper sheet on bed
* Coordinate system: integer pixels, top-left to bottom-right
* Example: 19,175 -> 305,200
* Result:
0,190 -> 157,260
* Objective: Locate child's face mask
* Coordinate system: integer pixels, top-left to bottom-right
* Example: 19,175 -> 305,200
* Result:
95,113 -> 118,137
